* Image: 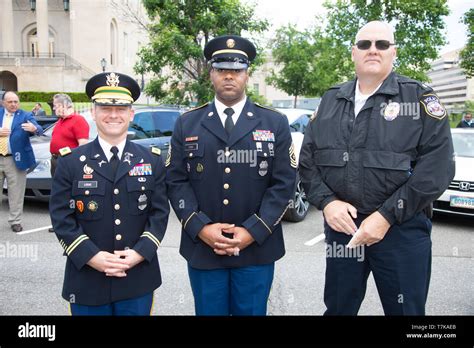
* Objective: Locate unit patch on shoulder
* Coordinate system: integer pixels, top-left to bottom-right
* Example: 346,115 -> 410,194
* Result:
59,147 -> 72,156
420,94 -> 446,120
151,147 -> 161,156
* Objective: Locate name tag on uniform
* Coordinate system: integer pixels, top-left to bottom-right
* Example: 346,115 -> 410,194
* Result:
253,130 -> 275,142
129,164 -> 153,176
78,181 -> 98,188
185,143 -> 198,151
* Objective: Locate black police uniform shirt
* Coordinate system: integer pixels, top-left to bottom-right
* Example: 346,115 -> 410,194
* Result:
299,72 -> 455,225
166,98 -> 297,270
49,137 -> 169,306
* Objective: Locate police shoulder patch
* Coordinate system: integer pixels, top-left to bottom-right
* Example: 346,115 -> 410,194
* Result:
59,147 -> 72,157
151,146 -> 161,156
420,94 -> 447,120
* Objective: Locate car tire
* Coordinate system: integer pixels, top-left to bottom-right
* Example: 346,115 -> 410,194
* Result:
283,173 -> 309,222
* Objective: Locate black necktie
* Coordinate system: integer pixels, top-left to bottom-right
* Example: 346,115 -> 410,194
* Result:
110,146 -> 120,177
224,107 -> 235,135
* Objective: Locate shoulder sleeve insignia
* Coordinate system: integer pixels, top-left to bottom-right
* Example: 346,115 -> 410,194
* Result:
289,143 -> 297,169
420,94 -> 447,120
59,147 -> 72,156
165,144 -> 171,167
151,146 -> 161,156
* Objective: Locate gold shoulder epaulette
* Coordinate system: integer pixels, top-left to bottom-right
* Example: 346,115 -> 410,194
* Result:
182,102 -> 209,116
151,146 -> 161,156
59,147 -> 72,157
255,103 -> 285,116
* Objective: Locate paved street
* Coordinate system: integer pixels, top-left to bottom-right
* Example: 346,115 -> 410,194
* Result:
0,196 -> 472,315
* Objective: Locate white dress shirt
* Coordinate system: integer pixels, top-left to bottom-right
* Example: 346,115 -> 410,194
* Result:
97,137 -> 126,162
214,96 -> 247,128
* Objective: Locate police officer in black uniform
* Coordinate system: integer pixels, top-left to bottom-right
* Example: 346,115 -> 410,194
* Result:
299,21 -> 455,315
49,72 -> 169,315
166,35 -> 296,315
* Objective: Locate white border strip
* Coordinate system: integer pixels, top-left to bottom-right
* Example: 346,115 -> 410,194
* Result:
16,225 -> 52,235
304,233 -> 325,246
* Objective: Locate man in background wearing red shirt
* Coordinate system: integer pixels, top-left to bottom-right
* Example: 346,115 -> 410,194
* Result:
49,93 -> 89,232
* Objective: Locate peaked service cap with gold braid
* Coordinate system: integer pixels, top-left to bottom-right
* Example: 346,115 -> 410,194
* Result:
85,72 -> 140,105
204,35 -> 256,70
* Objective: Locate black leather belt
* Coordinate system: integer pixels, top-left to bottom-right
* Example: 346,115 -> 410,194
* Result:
0,154 -> 12,157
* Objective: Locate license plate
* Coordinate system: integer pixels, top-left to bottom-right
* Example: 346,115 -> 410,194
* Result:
450,196 -> 474,209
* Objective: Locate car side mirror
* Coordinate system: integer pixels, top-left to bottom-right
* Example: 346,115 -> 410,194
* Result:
127,130 -> 136,140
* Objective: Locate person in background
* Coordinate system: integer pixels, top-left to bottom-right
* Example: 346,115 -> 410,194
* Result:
456,112 -> 474,128
48,93 -> 89,232
32,103 -> 46,117
0,91 -> 43,232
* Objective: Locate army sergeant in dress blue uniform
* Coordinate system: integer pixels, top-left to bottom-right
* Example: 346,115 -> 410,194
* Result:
166,35 -> 297,315
299,21 -> 455,315
49,72 -> 169,315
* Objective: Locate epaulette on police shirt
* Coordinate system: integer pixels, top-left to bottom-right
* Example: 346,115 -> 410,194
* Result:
182,102 -> 209,116
255,103 -> 285,116
151,146 -> 161,156
59,147 -> 72,157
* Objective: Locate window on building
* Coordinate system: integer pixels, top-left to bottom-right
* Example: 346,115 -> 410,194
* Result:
253,83 -> 259,94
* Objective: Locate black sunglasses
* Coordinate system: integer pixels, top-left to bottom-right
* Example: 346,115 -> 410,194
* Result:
355,40 -> 395,50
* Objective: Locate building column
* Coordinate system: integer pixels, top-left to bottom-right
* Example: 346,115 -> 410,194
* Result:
1,0 -> 14,52
36,0 -> 49,55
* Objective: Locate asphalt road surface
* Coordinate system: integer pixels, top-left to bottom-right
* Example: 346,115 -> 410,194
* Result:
0,197 -> 472,315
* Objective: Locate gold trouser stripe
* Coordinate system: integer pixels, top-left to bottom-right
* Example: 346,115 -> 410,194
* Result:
183,212 -> 196,230
142,232 -> 160,248
254,214 -> 272,234
66,235 -> 89,255
150,293 -> 154,316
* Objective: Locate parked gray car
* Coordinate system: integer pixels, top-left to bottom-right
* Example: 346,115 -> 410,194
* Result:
3,106 -> 183,201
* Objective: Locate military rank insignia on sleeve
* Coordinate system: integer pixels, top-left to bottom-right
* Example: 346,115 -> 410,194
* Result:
289,143 -> 297,168
165,144 -> 171,167
420,94 -> 447,120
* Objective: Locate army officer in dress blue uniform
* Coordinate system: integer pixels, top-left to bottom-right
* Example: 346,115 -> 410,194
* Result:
49,72 -> 169,315
166,35 -> 297,315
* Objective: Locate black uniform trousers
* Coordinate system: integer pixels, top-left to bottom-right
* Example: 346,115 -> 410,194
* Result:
324,212 -> 432,315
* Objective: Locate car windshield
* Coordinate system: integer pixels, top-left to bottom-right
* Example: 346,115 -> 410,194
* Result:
452,132 -> 474,158
42,109 -> 181,140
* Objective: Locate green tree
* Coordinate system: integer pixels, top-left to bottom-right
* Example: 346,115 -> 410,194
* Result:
460,8 -> 474,78
317,0 -> 450,83
137,0 -> 268,105
266,25 -> 317,107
